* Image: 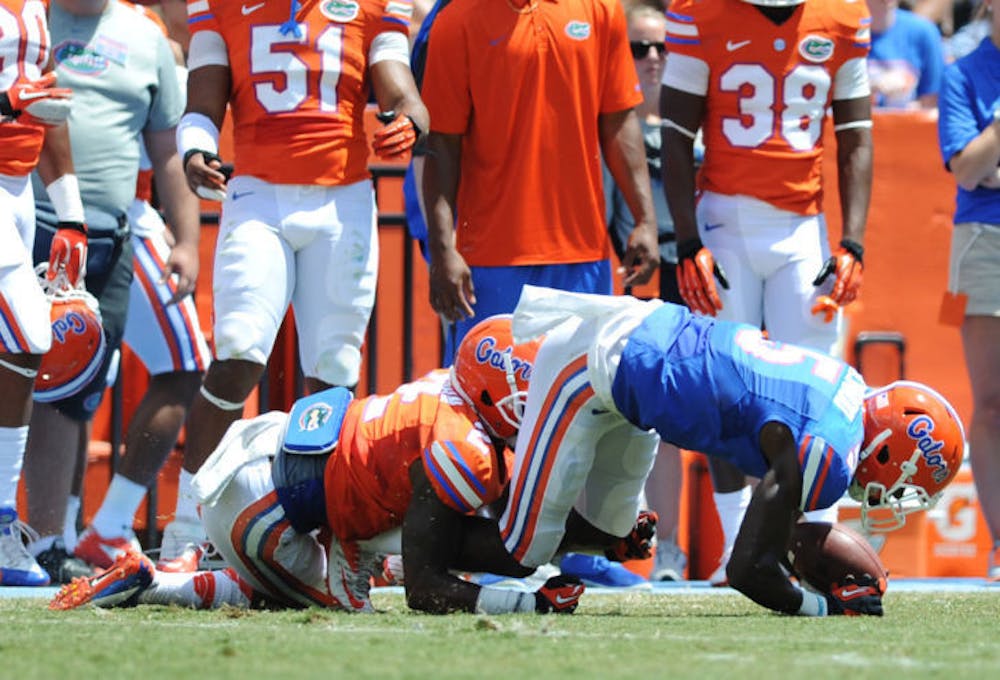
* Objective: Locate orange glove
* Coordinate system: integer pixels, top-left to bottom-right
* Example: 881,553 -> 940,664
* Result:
812,239 -> 864,306
676,238 -> 729,316
47,222 -> 88,288
372,111 -> 421,160
810,295 -> 839,323
0,73 -> 73,126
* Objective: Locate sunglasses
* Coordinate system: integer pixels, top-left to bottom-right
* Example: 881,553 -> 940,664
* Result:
630,40 -> 666,59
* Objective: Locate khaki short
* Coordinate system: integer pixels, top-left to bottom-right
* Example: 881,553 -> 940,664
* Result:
949,222 -> 1000,317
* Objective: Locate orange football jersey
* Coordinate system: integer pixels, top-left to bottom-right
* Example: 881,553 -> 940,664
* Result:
324,370 -> 509,542
0,0 -> 50,176
186,0 -> 410,186
665,0 -> 871,215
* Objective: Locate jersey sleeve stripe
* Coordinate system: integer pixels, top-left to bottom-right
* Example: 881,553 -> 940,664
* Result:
423,441 -> 485,513
799,435 -> 835,512
381,16 -> 409,28
0,297 -> 30,353
188,14 -> 214,25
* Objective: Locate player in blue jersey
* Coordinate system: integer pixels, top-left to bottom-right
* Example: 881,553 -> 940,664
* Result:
456,285 -> 966,616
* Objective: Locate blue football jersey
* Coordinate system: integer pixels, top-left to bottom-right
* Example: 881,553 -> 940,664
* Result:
611,303 -> 864,511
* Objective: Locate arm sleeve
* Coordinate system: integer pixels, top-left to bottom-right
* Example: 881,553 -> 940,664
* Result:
421,438 -> 504,514
937,64 -> 979,169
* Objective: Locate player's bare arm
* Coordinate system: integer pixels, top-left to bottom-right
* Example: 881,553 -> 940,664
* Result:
178,64 -> 231,199
145,126 -> 201,302
598,107 -> 658,287
370,59 -> 429,160
423,132 -> 475,322
831,96 -> 873,249
726,421 -> 805,615
402,462 -> 499,614
660,86 -> 703,246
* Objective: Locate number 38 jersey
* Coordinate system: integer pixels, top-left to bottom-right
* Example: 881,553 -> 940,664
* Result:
325,370 -> 511,541
664,0 -> 871,215
0,0 -> 49,176
186,0 -> 411,186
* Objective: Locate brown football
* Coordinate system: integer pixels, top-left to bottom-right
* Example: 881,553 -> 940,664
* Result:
788,521 -> 889,594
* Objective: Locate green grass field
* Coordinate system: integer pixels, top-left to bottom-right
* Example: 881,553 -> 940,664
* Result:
3,590 -> 998,679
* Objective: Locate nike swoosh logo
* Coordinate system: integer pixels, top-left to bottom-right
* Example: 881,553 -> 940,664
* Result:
838,586 -> 871,598
591,408 -> 610,416
704,223 -> 724,231
554,592 -> 579,605
726,40 -> 751,51
231,191 -> 254,200
19,91 -> 50,100
242,2 -> 265,15
489,35 -> 507,46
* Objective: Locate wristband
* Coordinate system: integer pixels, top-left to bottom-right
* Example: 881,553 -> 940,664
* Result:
176,111 -> 220,161
839,238 -> 864,264
474,587 -> 535,614
796,589 -> 828,617
676,237 -> 705,261
46,174 -> 86,223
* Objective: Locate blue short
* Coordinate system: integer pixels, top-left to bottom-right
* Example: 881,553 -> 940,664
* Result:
443,260 -> 612,365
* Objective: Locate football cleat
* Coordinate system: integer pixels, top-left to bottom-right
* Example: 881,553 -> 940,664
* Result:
34,538 -> 94,585
558,553 -> 651,590
49,549 -> 154,610
650,539 -> 687,582
156,518 -> 211,573
0,508 -> 50,587
73,527 -> 143,570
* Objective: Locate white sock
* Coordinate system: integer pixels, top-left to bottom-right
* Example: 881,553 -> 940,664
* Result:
713,486 -> 752,555
91,474 -> 147,537
64,495 -> 81,552
0,426 -> 28,509
138,569 -> 252,609
174,469 -> 199,523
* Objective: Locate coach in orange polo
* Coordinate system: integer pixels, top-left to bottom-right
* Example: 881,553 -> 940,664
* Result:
420,0 -> 660,364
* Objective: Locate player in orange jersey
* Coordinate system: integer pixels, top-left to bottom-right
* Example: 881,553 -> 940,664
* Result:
660,0 -> 874,585
164,0 -> 430,569
0,0 -> 89,587
52,364 -> 586,615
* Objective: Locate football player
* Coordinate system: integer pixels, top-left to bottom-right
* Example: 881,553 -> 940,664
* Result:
166,0 -> 430,569
0,0 -> 86,587
52,355 -> 586,616
496,285 -> 964,616
659,0 -> 875,584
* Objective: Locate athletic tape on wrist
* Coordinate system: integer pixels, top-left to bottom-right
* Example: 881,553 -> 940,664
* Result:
200,384 -> 245,412
475,586 -> 535,614
177,112 -> 220,159
46,174 -> 86,223
796,588 -> 828,617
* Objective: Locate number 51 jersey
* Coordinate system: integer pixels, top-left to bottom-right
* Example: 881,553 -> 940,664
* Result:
664,0 -> 871,215
186,0 -> 411,186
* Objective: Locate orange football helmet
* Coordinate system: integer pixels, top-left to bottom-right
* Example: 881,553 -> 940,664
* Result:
849,380 -> 966,532
34,286 -> 107,403
450,315 -> 542,441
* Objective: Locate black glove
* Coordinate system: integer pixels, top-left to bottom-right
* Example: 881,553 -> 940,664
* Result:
824,574 -> 884,616
605,510 -> 658,562
534,574 -> 584,614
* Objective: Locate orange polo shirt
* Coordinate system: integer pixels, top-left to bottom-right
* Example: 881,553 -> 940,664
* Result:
422,0 -> 641,266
